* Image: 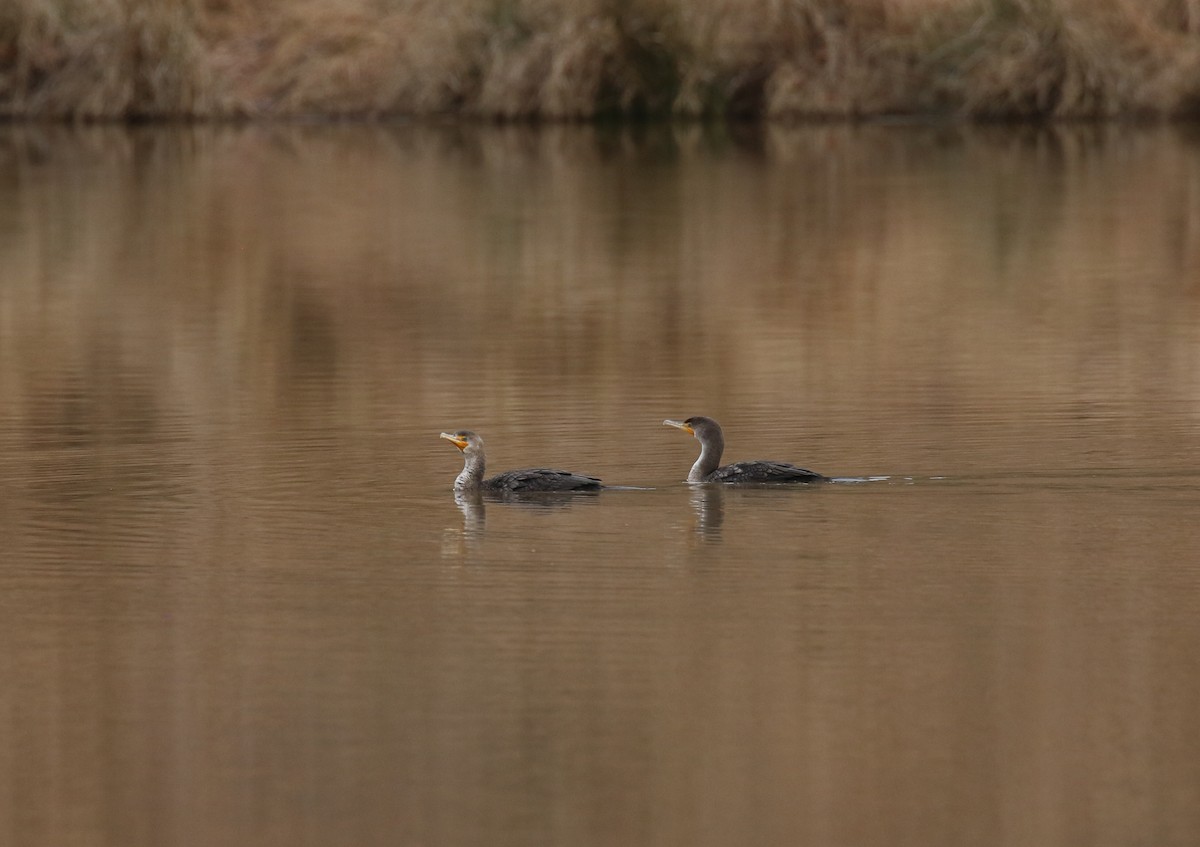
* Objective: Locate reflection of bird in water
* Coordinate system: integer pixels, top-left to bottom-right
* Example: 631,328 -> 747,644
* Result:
453,489 -> 487,538
449,485 -> 597,548
691,484 -> 725,540
440,430 -> 602,493
663,416 -> 827,484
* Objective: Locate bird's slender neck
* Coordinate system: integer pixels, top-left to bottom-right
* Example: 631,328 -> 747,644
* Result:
689,432 -> 724,482
456,451 -> 486,490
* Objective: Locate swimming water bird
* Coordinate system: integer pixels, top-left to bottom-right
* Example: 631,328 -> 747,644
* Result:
439,430 -> 602,493
663,416 -> 827,484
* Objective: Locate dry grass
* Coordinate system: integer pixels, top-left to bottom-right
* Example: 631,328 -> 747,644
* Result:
3,0 -> 1200,119
0,0 -> 211,118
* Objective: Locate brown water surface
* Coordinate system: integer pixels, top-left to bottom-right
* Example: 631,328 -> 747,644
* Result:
1,123 -> 1199,847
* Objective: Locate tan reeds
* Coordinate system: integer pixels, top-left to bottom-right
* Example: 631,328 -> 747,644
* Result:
918,0 -> 1200,117
1,0 -> 211,118
3,0 -> 1200,120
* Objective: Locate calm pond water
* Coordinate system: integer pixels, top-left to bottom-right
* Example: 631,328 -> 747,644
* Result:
1,122 -> 1199,846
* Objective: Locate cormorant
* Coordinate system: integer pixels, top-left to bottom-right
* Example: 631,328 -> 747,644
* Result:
663,416 -> 827,484
440,430 -> 602,492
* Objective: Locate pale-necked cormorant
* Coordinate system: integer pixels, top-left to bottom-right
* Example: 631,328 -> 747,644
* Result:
663,416 -> 827,484
440,430 -> 602,492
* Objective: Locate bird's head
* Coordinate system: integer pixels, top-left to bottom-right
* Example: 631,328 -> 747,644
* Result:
440,430 -> 484,456
663,416 -> 722,443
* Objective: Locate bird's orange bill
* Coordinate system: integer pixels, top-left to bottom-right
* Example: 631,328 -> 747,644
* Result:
663,419 -> 695,435
440,432 -> 468,450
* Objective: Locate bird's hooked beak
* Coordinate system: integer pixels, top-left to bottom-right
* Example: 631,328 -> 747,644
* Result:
663,419 -> 695,436
440,432 -> 469,451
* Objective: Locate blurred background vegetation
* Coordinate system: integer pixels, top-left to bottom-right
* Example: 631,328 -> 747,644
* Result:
3,0 -> 1200,120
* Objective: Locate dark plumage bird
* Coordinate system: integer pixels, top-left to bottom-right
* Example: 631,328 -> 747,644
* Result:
440,430 -> 601,493
663,416 -> 827,484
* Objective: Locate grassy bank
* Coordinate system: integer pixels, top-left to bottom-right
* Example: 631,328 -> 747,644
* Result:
3,0 -> 1200,120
